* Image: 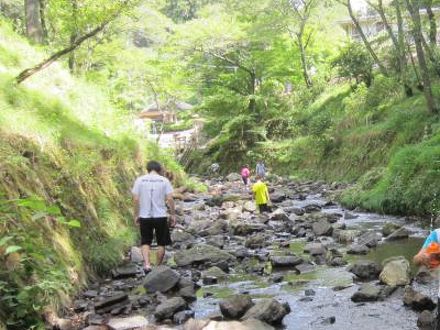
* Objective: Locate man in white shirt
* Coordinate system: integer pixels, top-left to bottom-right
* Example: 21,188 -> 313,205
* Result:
132,160 -> 176,272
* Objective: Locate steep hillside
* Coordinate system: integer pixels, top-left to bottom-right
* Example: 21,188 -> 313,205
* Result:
0,20 -> 185,329
263,77 -> 440,216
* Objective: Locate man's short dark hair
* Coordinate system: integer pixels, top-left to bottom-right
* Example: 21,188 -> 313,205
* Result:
147,160 -> 162,173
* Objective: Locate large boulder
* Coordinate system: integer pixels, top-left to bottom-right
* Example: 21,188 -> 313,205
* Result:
333,229 -> 360,244
351,284 -> 382,302
347,244 -> 369,255
243,201 -> 257,213
348,260 -> 382,280
304,243 -> 326,256
312,220 -> 333,236
270,255 -> 303,268
379,256 -> 410,286
219,294 -> 254,319
382,222 -> 402,237
174,244 -> 236,267
183,319 -> 274,330
143,266 -> 180,293
403,286 -> 436,311
154,297 -> 187,321
241,299 -> 290,325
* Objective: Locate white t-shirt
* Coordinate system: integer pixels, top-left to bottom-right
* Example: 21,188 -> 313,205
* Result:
132,173 -> 173,218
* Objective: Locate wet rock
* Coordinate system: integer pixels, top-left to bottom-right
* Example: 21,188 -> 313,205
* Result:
232,223 -> 266,236
241,299 -> 290,325
351,284 -> 382,302
202,276 -> 218,285
143,266 -> 180,293
382,222 -> 402,237
73,299 -> 88,312
183,318 -> 274,330
386,227 -> 409,241
403,286 -> 436,311
231,247 -> 252,259
154,297 -> 187,321
245,234 -> 267,249
326,249 -> 347,267
221,207 -> 243,222
94,293 -> 129,314
269,208 -> 289,221
312,220 -> 333,237
288,207 -> 305,216
107,316 -> 149,330
178,284 -> 197,302
379,256 -> 410,286
357,231 -> 382,248
269,274 -> 284,283
305,289 -> 315,296
347,244 -> 369,255
304,204 -> 321,213
219,294 -> 254,319
415,267 -> 435,284
270,255 -> 303,268
174,310 -> 195,325
417,310 -> 435,329
348,260 -> 382,280
344,211 -> 358,220
83,290 -> 98,299
199,220 -> 228,236
111,264 -> 140,279
174,244 -> 235,267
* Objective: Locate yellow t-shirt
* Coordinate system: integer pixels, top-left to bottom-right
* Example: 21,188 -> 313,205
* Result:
252,181 -> 268,205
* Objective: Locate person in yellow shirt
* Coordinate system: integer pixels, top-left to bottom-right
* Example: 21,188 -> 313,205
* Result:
252,175 -> 271,213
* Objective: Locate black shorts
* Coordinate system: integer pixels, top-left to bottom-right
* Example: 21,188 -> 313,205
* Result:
258,204 -> 272,213
242,176 -> 249,185
139,217 -> 172,246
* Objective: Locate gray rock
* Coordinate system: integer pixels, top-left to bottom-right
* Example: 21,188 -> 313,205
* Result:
347,244 -> 369,255
154,297 -> 187,321
306,243 -> 327,256
143,266 -> 180,293
174,310 -> 195,325
130,246 -> 143,263
270,255 -> 303,268
226,173 -> 242,181
270,191 -> 287,203
107,316 -> 149,330
183,318 -> 274,330
94,293 -> 129,313
334,229 -> 360,244
174,244 -> 236,267
269,208 -> 289,221
206,235 -> 225,249
403,286 -> 436,311
312,220 -> 333,236
202,266 -> 227,280
349,260 -> 382,280
219,294 -> 254,319
382,222 -> 402,237
304,204 -> 321,213
111,264 -> 140,279
379,256 -> 410,286
386,227 -> 409,240
344,211 -> 358,220
172,231 -> 195,243
245,234 -> 267,249
351,284 -> 382,302
232,223 -> 266,236
417,310 -> 435,329
243,201 -> 257,213
241,299 -> 290,325
358,231 -> 382,248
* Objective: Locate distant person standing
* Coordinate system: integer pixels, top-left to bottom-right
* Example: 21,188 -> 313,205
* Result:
132,160 -> 176,273
241,164 -> 251,190
252,175 -> 271,213
256,160 -> 266,178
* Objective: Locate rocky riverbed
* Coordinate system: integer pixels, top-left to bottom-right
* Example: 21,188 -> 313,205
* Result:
60,175 -> 439,330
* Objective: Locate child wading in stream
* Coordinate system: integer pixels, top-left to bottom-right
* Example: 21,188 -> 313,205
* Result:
252,175 -> 271,213
132,160 -> 176,273
241,164 -> 251,191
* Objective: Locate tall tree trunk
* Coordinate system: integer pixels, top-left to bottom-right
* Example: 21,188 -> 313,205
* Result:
39,0 -> 48,42
68,0 -> 79,73
297,32 -> 313,88
347,0 -> 388,76
405,0 -> 437,113
425,0 -> 437,45
24,0 -> 44,43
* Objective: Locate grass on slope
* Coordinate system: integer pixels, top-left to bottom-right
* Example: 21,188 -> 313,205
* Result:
0,20 -> 187,329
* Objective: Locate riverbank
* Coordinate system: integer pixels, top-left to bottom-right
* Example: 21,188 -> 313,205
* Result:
64,175 -> 436,330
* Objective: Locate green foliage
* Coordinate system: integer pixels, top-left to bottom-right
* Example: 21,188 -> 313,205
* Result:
332,42 -> 374,86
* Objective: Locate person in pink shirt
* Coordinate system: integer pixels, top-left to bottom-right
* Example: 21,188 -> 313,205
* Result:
241,164 -> 251,190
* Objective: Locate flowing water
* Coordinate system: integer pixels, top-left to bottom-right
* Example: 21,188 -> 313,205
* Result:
192,194 -> 433,330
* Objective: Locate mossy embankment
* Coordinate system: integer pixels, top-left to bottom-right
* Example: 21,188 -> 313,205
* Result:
0,20 -> 186,329
263,77 -> 440,216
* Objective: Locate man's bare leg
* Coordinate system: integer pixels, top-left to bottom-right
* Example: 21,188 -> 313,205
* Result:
141,244 -> 151,269
156,246 -> 165,265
